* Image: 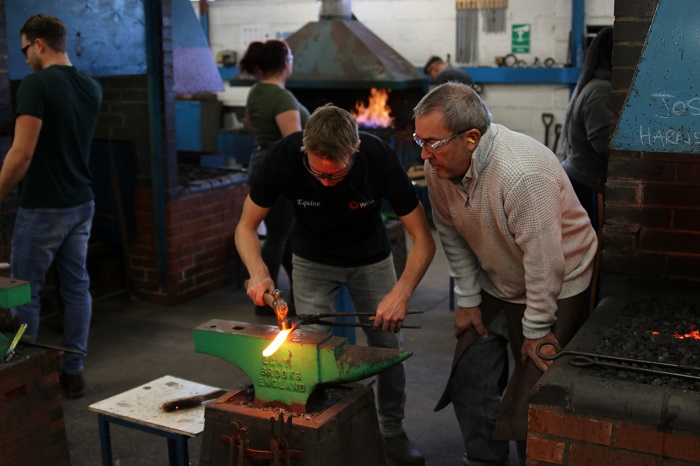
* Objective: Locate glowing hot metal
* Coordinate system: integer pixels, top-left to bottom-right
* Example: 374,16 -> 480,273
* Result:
262,328 -> 292,357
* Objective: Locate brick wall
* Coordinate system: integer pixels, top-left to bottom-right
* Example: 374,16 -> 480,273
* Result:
131,182 -> 248,305
601,0 -> 700,297
527,406 -> 700,466
92,75 -> 152,188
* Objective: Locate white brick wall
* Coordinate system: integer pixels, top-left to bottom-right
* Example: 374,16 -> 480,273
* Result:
202,0 -> 613,143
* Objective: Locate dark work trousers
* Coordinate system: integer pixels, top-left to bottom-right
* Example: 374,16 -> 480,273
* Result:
435,290 -> 586,465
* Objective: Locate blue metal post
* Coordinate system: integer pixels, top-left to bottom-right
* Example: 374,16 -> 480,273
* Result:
145,0 -> 169,283
571,0 -> 585,68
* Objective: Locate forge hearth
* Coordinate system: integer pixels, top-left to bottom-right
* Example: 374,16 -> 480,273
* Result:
589,295 -> 700,391
528,296 -> 700,465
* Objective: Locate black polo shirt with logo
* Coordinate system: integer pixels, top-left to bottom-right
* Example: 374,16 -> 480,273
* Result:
250,131 -> 418,267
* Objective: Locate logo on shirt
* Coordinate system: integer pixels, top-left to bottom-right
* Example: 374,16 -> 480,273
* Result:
297,199 -> 321,208
349,199 -> 376,210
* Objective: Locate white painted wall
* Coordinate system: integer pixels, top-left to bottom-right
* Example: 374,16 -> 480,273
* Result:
198,0 -> 613,143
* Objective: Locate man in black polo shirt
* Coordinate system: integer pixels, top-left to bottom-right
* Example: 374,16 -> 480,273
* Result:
235,104 -> 435,466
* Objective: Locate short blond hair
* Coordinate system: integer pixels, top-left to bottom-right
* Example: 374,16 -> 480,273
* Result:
301,104 -> 359,162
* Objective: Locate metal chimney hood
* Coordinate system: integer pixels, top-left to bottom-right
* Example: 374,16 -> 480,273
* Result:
232,0 -> 426,90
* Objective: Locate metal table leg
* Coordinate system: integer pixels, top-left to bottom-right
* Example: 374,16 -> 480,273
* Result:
96,413 -> 190,466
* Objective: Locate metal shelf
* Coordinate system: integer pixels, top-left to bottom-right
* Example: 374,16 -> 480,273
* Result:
463,67 -> 581,84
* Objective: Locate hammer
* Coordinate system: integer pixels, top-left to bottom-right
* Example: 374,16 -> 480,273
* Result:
243,280 -> 291,330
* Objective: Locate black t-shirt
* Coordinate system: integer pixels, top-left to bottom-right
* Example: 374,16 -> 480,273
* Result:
250,131 -> 418,267
16,66 -> 102,208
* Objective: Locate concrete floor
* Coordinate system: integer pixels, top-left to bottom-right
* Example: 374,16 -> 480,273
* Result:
38,230 -> 515,466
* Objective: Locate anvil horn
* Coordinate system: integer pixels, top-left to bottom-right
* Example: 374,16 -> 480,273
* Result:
193,319 -> 412,412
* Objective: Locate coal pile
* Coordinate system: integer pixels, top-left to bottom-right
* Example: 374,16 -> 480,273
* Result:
589,295 -> 700,391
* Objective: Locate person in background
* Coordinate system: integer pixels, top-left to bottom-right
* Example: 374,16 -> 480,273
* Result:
557,27 -> 614,233
414,83 -> 597,466
239,39 -> 309,314
235,104 -> 435,466
424,55 -> 474,86
0,14 -> 102,399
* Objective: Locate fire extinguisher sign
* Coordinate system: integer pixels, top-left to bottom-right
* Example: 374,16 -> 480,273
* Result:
512,24 -> 531,54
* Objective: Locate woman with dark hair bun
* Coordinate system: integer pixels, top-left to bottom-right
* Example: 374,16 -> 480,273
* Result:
240,40 -> 308,315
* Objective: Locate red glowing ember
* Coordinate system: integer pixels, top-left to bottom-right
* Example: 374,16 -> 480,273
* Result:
351,88 -> 395,129
651,326 -> 700,340
674,329 -> 700,340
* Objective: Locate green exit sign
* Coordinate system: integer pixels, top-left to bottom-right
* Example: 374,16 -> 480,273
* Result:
512,24 -> 531,53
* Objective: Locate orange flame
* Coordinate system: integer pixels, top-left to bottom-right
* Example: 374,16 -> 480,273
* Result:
351,88 -> 395,129
262,329 -> 291,357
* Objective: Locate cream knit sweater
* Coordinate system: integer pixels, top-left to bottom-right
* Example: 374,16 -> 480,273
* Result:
426,123 -> 598,339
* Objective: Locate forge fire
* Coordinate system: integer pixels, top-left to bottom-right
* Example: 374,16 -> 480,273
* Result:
351,88 -> 395,129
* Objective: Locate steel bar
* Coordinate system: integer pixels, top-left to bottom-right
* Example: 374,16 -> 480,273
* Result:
536,341 -> 700,382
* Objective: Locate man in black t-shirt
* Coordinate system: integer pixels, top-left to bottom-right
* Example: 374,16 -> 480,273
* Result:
235,104 -> 435,466
0,14 -> 102,400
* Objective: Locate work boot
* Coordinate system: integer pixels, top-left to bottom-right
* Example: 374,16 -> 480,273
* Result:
383,433 -> 425,466
59,371 -> 85,399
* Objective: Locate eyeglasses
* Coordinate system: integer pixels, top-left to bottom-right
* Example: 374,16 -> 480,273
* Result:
413,129 -> 468,151
304,151 -> 355,180
21,40 -> 36,57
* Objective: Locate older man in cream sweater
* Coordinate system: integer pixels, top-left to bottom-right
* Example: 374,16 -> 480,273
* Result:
413,83 -> 597,466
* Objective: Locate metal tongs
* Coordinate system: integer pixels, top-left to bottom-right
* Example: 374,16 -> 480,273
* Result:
296,311 -> 422,329
536,340 -> 700,382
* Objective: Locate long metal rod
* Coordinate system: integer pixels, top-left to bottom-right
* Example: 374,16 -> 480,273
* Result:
537,341 -> 700,382
21,341 -> 87,356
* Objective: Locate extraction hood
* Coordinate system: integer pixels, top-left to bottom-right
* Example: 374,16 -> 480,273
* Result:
232,0 -> 426,90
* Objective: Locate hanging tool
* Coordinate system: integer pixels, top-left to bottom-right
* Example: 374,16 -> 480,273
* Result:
536,341 -> 700,382
553,124 -> 562,152
456,1 -> 479,63
541,113 -> 554,149
2,323 -> 27,362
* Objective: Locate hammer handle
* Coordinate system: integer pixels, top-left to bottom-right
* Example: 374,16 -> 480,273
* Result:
243,280 -> 275,308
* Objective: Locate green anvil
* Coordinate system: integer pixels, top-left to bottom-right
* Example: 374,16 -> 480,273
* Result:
193,319 -> 412,412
